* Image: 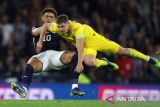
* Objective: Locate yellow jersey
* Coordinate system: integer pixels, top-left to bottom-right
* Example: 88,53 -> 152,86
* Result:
49,20 -> 107,48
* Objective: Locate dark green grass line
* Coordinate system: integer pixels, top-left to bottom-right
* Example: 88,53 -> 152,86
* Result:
0,100 -> 107,107
0,100 -> 160,107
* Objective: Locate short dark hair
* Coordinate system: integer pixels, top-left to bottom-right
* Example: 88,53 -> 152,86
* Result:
41,8 -> 57,17
57,14 -> 69,24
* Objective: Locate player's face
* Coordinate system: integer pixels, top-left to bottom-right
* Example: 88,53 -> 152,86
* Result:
42,12 -> 55,23
58,22 -> 70,33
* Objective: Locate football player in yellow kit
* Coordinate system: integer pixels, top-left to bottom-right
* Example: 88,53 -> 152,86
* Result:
37,15 -> 160,73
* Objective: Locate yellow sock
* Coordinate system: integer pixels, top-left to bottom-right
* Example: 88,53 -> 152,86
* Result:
95,59 -> 108,67
128,48 -> 148,61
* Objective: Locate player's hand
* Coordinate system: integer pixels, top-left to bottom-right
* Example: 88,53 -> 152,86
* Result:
75,63 -> 84,73
36,41 -> 43,53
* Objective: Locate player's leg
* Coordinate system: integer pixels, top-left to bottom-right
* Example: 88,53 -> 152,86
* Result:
116,47 -> 148,61
11,57 -> 42,98
70,53 -> 85,96
60,51 -> 80,90
96,38 -> 160,68
102,39 -> 160,68
56,50 -> 87,96
11,51 -> 49,98
116,46 -> 160,68
83,48 -> 119,70
22,57 -> 42,87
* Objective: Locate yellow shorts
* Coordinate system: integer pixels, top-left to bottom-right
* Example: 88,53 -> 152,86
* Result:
84,39 -> 120,56
84,48 -> 97,56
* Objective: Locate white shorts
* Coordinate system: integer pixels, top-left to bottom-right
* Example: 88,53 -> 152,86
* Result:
31,50 -> 66,71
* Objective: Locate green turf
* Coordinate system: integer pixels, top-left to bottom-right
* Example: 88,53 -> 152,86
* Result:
0,100 -> 159,107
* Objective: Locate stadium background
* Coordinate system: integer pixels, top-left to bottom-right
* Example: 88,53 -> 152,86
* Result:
0,0 -> 160,103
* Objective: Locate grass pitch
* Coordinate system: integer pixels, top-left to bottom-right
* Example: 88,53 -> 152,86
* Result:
0,100 -> 159,107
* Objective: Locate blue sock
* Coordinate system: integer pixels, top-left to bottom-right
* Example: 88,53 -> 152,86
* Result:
71,53 -> 90,86
83,62 -> 90,72
71,53 -> 79,84
20,64 -> 34,88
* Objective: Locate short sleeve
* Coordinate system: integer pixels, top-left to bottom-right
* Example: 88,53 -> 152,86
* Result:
72,22 -> 84,39
32,25 -> 39,31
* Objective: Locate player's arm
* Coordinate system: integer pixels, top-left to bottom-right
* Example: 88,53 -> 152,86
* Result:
36,23 -> 50,53
39,23 -> 50,42
76,37 -> 84,72
39,22 -> 57,43
74,25 -> 85,73
31,27 -> 42,36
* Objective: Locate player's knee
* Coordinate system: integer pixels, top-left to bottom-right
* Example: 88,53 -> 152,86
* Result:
60,51 -> 75,64
29,63 -> 37,71
84,57 -> 95,67
27,58 -> 42,72
117,47 -> 130,55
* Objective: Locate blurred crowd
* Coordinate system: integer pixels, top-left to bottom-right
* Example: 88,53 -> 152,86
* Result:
0,0 -> 160,84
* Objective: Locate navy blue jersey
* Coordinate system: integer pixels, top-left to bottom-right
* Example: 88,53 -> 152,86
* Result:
32,25 -> 61,53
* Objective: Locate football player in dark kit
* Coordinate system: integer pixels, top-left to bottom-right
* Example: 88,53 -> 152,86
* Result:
11,8 -> 85,98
